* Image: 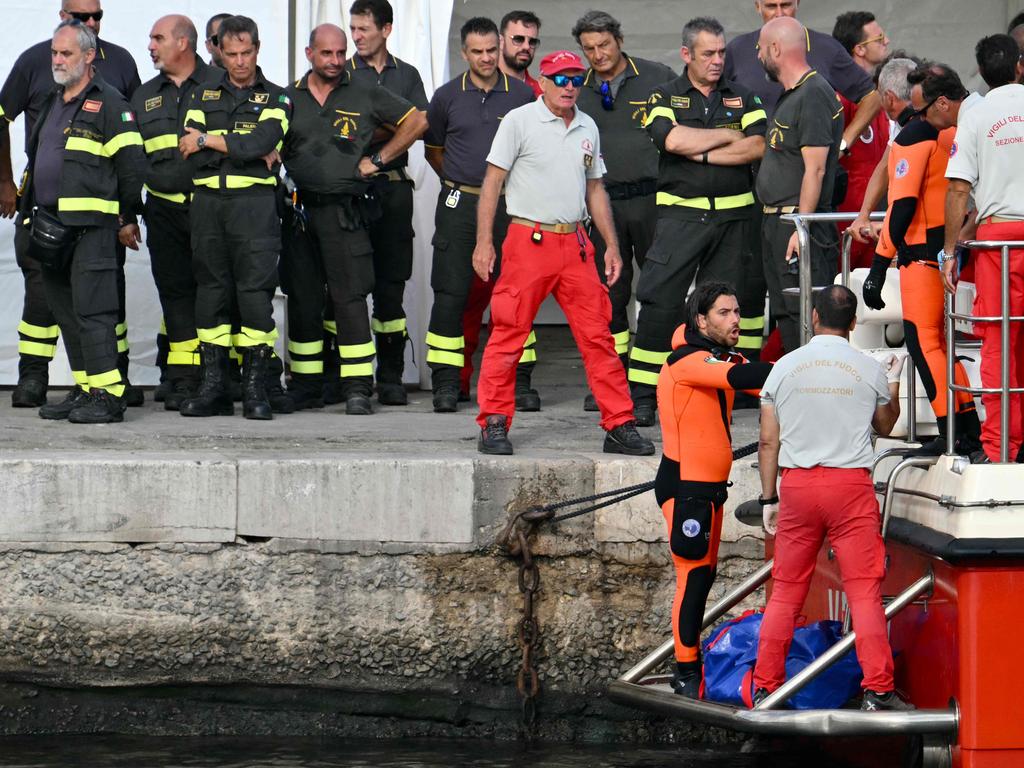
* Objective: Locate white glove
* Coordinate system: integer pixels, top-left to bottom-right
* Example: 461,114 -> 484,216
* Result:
869,350 -> 907,384
763,503 -> 779,536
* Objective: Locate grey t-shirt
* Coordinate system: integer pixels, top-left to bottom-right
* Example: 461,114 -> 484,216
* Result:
760,334 -> 890,469
34,94 -> 82,207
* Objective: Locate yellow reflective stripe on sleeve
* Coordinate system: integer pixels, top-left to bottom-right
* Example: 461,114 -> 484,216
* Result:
628,368 -> 661,386
159,319 -> 167,334
197,325 -> 233,344
338,341 -> 376,358
18,341 -> 57,357
167,349 -> 201,366
185,109 -> 206,126
340,362 -> 374,377
58,197 -> 119,214
236,326 -> 279,346
518,349 -> 537,364
741,109 -> 767,130
18,320 -> 59,339
72,370 -> 89,387
115,323 -> 127,336
89,369 -> 123,388
655,192 -> 754,210
739,316 -> 765,330
371,317 -> 407,334
257,106 -> 289,134
629,347 -> 670,365
104,131 -> 143,155
523,330 -> 537,347
323,321 -> 337,335
426,349 -> 464,367
117,338 -> 129,353
735,336 -> 764,350
144,133 -> 179,153
208,129 -> 230,136
144,185 -> 188,204
644,106 -> 676,127
290,360 -> 324,374
288,339 -> 323,355
612,330 -> 630,355
425,332 -> 464,351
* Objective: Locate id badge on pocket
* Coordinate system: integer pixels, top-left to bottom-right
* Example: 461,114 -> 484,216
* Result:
445,188 -> 460,208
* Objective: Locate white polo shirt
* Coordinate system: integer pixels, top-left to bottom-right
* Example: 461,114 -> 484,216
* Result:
486,97 -> 606,224
946,84 -> 1024,221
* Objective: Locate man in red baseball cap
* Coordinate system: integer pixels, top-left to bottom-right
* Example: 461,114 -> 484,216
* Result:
470,49 -> 654,457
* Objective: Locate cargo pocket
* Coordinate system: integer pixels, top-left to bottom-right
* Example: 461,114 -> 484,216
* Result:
669,497 -> 713,561
642,219 -> 675,265
489,283 -> 522,331
77,259 -> 119,319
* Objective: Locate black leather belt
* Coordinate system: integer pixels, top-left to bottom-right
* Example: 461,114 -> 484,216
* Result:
298,190 -> 362,206
604,179 -> 657,200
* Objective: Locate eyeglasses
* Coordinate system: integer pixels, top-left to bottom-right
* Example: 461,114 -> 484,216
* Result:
208,34 -> 219,46
67,10 -> 103,22
551,74 -> 585,88
599,80 -> 614,110
509,34 -> 540,48
859,33 -> 886,46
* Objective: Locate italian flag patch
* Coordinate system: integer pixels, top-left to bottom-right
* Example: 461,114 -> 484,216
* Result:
120,111 -> 134,122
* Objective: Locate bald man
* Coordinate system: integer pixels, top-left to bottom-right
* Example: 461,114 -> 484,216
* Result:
129,15 -> 210,409
756,17 -> 843,353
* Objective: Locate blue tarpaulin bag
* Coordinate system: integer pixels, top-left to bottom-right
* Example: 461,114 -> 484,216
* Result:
701,612 -> 864,709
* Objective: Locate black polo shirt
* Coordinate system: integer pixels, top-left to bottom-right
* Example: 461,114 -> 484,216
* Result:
32,94 -> 83,207
755,70 -> 843,208
645,68 -> 766,216
575,54 -> 675,185
424,71 -> 534,187
131,59 -> 211,200
348,53 -> 427,173
0,37 -> 141,144
724,28 -> 873,117
282,70 -> 416,194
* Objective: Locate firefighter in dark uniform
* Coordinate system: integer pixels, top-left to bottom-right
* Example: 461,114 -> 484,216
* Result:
347,0 -> 430,406
177,15 -> 290,420
280,23 -> 425,414
573,11 -> 675,412
126,15 -> 208,411
627,17 -> 766,426
0,0 -> 140,408
21,20 -> 144,423
422,17 -> 535,413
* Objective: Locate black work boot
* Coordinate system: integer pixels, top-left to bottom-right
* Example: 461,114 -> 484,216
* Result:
12,378 -> 47,408
287,373 -> 324,411
514,365 -> 541,411
375,331 -> 408,406
583,392 -> 598,412
322,334 -> 343,405
68,388 -> 127,424
604,420 -> 656,455
670,661 -> 701,699
241,345 -> 273,420
861,689 -> 915,711
345,394 -> 373,415
39,387 -> 89,420
154,379 -> 172,403
180,343 -> 234,417
228,352 -> 243,402
478,415 -> 513,455
264,354 -> 295,414
633,397 -> 656,427
433,385 -> 460,413
163,377 -> 199,411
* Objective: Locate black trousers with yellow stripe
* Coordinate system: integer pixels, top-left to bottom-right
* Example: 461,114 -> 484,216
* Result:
13,224 -> 60,382
191,188 -> 279,351
368,178 -> 414,386
628,211 -> 746,403
143,194 -> 199,382
40,225 -> 124,396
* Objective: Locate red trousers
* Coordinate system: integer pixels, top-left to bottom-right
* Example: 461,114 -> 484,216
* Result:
476,223 -> 634,431
753,467 -> 894,693
459,275 -> 493,395
974,221 -> 1024,461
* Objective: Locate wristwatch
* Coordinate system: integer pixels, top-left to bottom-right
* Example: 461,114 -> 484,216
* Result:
936,248 -> 950,266
196,133 -> 207,149
370,152 -> 386,170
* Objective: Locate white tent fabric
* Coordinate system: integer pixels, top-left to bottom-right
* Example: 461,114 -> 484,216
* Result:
0,0 -> 451,387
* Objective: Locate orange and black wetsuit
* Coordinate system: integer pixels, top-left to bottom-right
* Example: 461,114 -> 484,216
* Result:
655,325 -> 772,682
866,119 -> 979,444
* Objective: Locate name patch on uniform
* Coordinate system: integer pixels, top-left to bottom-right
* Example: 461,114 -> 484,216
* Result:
333,110 -> 360,137
583,153 -> 593,169
69,126 -> 102,142
250,92 -> 269,104
670,96 -> 690,109
144,96 -> 162,112
201,89 -> 221,101
234,121 -> 257,131
82,99 -> 102,113
723,96 -> 743,108
894,159 -> 910,178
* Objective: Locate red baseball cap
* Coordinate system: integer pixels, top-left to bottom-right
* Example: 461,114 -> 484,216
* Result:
538,50 -> 585,76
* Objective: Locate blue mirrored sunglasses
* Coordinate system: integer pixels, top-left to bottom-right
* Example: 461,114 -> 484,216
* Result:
599,80 -> 614,110
551,74 -> 585,88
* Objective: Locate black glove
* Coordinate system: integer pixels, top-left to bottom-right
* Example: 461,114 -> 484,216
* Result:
862,254 -> 889,311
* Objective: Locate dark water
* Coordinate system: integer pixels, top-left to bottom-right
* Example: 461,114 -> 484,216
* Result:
0,735 -> 904,767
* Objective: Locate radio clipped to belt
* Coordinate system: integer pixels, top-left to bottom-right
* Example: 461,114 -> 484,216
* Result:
531,222 -> 542,244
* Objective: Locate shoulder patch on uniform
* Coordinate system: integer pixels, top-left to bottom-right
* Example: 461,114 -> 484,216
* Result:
894,158 -> 910,178
950,141 -> 958,158
754,95 -> 762,104
144,95 -> 162,112
647,91 -> 663,105
723,96 -> 743,108
201,89 -> 221,101
250,92 -> 269,104
670,96 -> 690,109
278,94 -> 292,106
120,110 -> 134,123
82,99 -> 102,113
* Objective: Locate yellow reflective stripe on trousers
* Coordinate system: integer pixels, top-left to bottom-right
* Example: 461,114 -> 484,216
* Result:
168,337 -> 199,353
519,349 -> 537,364
629,347 -> 670,365
167,349 -> 200,366
739,316 -> 765,330
741,109 -> 767,130
58,197 -> 119,215
72,370 -> 88,387
290,360 -> 323,374
523,330 -> 537,347
89,369 -> 123,388
644,106 -> 677,127
198,325 -> 233,345
628,368 -> 660,386
236,326 -> 279,346
288,339 -> 323,355
144,185 -> 188,204
117,338 -> 129,353
612,330 -> 630,355
372,318 -> 406,334
338,340 -> 375,358
159,318 -> 167,334
18,341 -> 57,357
144,134 -> 178,153
115,323 -> 127,337
18,320 -> 59,339
426,349 -> 464,367
340,362 -> 374,377
655,191 -> 755,210
425,332 -> 464,351
323,321 -> 337,335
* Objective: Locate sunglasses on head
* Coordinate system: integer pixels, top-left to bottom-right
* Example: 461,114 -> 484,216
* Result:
68,10 -> 103,22
509,34 -> 540,47
550,73 -> 584,88
599,80 -> 614,110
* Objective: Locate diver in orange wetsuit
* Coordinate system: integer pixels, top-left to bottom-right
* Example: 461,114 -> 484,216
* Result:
860,63 -> 981,455
655,281 -> 773,698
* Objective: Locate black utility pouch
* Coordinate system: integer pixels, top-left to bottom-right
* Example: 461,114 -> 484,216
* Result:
29,207 -> 80,270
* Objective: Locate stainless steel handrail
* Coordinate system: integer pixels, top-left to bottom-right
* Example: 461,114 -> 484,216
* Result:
881,456 -> 940,538
946,240 -> 1024,462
